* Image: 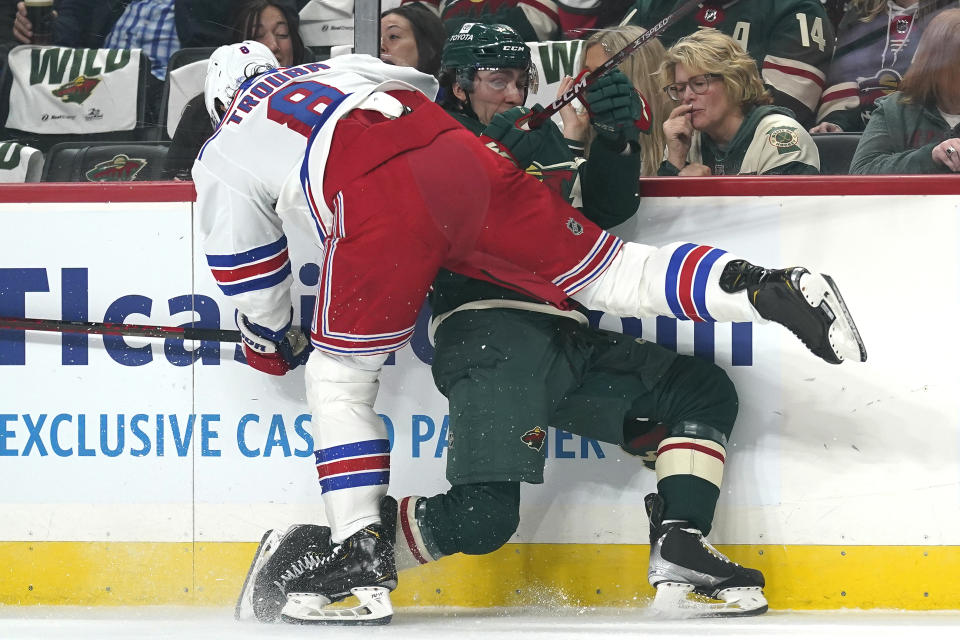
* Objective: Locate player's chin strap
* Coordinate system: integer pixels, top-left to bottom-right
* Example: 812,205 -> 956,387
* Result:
281,587 -> 393,625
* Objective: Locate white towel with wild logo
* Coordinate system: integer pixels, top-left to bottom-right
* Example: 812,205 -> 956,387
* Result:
5,45 -> 142,135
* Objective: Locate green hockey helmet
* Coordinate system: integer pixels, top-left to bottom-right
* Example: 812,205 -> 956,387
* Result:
440,22 -> 538,93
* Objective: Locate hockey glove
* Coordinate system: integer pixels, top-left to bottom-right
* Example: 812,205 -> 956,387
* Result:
480,105 -> 548,170
236,310 -> 311,376
584,68 -> 652,145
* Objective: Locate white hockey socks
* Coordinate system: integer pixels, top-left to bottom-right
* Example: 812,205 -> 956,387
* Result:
305,350 -> 391,543
572,241 -> 765,325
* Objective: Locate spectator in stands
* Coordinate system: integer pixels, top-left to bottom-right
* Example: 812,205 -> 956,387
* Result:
556,0 -> 635,39
561,24 -> 670,176
812,0 -> 957,134
849,8 -> 960,174
163,0 -> 311,180
13,0 -> 195,80
628,0 -> 834,130
380,2 -> 445,76
403,0 -> 560,41
0,0 -> 22,75
657,29 -> 820,175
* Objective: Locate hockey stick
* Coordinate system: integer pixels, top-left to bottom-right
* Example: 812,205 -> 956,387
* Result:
525,0 -> 701,129
0,316 -> 242,343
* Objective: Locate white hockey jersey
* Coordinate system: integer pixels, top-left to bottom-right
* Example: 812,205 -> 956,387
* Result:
192,55 -> 439,332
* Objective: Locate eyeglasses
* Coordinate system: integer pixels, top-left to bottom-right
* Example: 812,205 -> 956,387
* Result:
475,74 -> 532,94
662,73 -> 723,102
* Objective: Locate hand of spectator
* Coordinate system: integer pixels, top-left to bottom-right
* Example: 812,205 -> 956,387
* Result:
13,1 -> 57,44
810,122 -> 844,134
679,163 -> 712,176
663,104 -> 694,169
932,138 -> 960,172
555,75 -> 590,143
13,2 -> 31,44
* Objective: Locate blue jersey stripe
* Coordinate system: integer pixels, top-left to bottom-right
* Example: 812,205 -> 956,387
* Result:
664,243 -> 696,321
300,92 -> 352,242
206,236 -> 288,268
216,263 -> 291,296
315,439 -> 391,464
691,247 -> 726,323
319,471 -> 390,493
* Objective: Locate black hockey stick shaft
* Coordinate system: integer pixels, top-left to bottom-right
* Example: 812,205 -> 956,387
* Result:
0,316 -> 242,342
526,0 -> 701,129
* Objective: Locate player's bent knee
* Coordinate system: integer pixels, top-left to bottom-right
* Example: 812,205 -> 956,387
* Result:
450,482 -> 520,555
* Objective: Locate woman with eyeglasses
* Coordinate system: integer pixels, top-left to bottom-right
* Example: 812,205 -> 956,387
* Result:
658,28 -> 820,176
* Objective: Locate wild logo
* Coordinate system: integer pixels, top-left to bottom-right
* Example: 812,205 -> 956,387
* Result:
52,75 -> 101,104
85,154 -> 147,182
520,426 -> 546,452
766,126 -> 801,155
526,163 -> 576,198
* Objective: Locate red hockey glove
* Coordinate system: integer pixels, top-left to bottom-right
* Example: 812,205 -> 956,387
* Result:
236,310 -> 311,376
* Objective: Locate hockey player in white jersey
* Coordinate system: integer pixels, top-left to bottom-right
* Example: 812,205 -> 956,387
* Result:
194,40 -> 866,624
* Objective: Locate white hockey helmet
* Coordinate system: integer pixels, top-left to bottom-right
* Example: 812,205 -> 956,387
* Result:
204,40 -> 279,126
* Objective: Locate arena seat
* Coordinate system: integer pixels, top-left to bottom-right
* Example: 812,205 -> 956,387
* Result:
41,141 -> 170,182
0,45 -> 156,152
811,133 -> 863,175
156,47 -> 215,141
0,140 -> 44,182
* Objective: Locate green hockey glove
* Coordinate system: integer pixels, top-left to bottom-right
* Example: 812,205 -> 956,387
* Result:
584,68 -> 652,145
480,105 -> 548,170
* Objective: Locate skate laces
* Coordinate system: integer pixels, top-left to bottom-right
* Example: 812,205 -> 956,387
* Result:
680,527 -> 737,565
273,548 -> 330,590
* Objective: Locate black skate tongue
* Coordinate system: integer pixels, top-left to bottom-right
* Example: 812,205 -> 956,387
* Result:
644,493 -> 665,543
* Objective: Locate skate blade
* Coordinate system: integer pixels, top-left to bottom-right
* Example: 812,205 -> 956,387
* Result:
651,582 -> 768,618
234,529 -> 283,622
280,586 -> 394,625
821,274 -> 866,363
799,272 -> 867,364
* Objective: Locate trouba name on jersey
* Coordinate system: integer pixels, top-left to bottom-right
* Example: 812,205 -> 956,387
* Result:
1,267 -> 754,368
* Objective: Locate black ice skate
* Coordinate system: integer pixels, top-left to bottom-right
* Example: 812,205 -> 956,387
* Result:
235,524 -> 333,623
720,259 -> 866,365
645,493 -> 767,617
279,523 -> 397,625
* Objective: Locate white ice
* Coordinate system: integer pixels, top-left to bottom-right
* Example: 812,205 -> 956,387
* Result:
2,607 -> 960,640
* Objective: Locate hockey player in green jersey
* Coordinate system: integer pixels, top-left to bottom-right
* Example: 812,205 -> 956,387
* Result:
629,0 -> 834,129
658,28 -> 820,175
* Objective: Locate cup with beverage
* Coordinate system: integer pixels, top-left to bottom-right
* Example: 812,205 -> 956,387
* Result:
24,0 -> 54,45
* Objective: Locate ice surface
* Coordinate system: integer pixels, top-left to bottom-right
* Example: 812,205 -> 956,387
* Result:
1,607 -> 960,640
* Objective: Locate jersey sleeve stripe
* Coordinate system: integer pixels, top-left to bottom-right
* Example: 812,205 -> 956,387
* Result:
762,55 -> 827,111
519,0 -> 561,23
210,251 -> 290,284
816,82 -> 859,122
214,263 -> 292,296
206,236 -> 289,267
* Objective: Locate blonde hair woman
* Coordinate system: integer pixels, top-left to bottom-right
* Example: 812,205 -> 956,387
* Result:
575,25 -> 671,177
657,28 -> 819,176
